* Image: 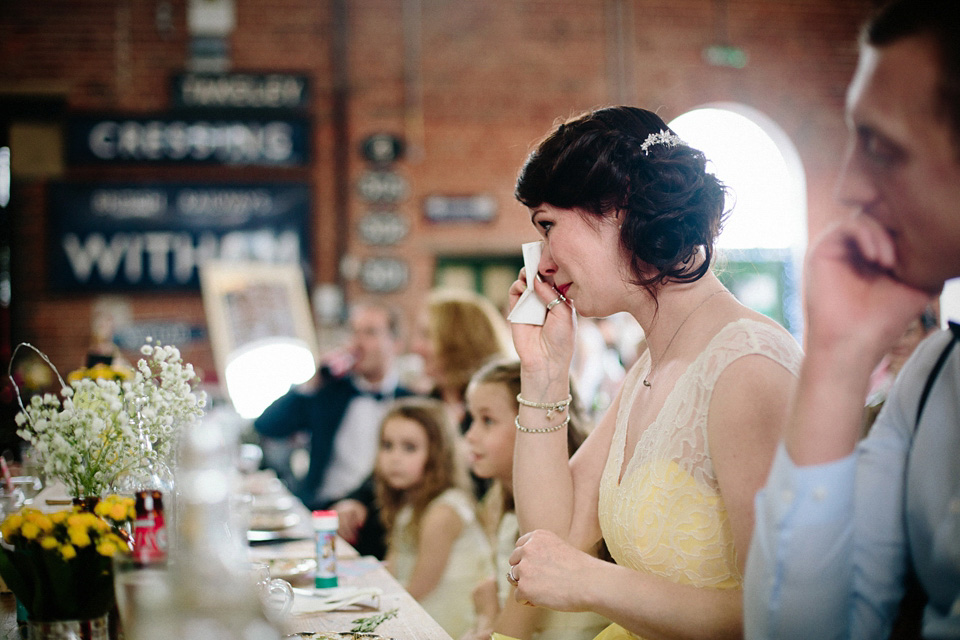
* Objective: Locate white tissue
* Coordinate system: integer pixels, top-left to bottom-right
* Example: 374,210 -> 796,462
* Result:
507,241 -> 548,326
290,586 -> 383,614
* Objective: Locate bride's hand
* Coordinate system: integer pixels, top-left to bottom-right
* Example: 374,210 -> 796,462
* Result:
507,268 -> 576,382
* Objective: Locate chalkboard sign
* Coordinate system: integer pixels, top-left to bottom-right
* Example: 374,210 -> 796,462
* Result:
47,182 -> 311,292
172,73 -> 310,110
66,114 -> 310,166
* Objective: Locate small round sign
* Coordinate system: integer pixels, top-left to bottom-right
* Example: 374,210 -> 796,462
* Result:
357,212 -> 409,246
361,133 -> 405,165
359,257 -> 408,293
356,171 -> 409,204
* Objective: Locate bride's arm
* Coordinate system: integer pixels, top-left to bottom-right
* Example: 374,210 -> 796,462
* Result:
513,378 -> 621,548
509,266 -> 622,547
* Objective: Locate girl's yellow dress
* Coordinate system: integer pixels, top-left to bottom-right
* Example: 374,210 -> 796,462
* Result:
497,318 -> 802,640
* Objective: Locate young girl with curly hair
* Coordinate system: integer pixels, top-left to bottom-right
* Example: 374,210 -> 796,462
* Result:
374,396 -> 492,638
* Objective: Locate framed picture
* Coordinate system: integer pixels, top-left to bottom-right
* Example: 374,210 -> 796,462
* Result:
200,260 -> 319,391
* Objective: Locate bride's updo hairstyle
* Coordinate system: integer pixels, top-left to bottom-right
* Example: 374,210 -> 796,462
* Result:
515,106 -> 728,291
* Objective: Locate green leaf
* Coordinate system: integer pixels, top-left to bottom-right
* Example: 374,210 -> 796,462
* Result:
40,548 -> 77,620
0,548 -> 31,610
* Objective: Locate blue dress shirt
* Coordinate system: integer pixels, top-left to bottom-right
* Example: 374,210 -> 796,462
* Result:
746,328 -> 960,640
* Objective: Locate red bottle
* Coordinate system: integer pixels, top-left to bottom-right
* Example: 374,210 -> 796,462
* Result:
133,489 -> 167,565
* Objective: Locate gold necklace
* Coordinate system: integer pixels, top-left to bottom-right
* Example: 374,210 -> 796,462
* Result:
643,290 -> 728,388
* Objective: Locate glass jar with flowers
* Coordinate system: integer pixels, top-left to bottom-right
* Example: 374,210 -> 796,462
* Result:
9,341 -> 206,503
94,494 -> 136,545
0,504 -> 133,639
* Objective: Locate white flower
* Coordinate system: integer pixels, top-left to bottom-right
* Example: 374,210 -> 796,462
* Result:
13,340 -> 206,499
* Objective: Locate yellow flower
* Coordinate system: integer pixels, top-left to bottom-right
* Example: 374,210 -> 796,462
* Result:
66,363 -> 133,383
49,511 -> 68,525
20,507 -> 43,520
88,364 -> 116,380
94,500 -> 109,518
68,526 -> 91,547
60,544 -> 77,560
96,539 -> 118,557
40,536 -> 59,550
110,502 -> 131,522
20,521 -> 41,540
67,512 -> 97,529
23,511 -> 53,534
1,513 -> 23,539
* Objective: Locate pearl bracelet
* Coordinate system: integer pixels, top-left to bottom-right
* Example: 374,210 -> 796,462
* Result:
515,414 -> 570,434
516,393 -> 572,419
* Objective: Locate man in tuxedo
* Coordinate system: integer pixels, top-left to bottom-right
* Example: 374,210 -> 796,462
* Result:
255,301 -> 414,557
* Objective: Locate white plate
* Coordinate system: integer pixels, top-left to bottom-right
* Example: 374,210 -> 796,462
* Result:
252,493 -> 297,513
250,511 -> 301,531
267,557 -> 316,580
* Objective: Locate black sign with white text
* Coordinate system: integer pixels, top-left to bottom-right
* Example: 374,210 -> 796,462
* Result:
171,73 -> 310,110
66,114 -> 310,166
47,183 -> 311,291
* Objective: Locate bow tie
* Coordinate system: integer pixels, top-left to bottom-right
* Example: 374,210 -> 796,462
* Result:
949,321 -> 960,341
355,386 -> 389,402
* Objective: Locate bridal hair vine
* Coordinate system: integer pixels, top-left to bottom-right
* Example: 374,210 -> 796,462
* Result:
641,129 -> 684,155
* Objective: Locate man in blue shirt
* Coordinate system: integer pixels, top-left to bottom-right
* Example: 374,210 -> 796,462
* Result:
745,1 -> 960,638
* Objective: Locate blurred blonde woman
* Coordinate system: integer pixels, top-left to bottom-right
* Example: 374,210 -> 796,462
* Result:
410,288 -> 515,431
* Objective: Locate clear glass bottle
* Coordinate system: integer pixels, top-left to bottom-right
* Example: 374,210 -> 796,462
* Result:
111,405 -> 175,498
127,419 -> 281,640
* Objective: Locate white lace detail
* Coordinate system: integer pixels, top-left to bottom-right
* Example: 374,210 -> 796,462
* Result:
598,319 -> 802,592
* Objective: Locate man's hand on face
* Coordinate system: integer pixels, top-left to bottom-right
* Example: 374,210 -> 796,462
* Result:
803,213 -> 937,367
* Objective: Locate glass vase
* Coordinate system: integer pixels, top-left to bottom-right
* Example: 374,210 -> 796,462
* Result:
27,613 -> 109,640
110,406 -> 174,499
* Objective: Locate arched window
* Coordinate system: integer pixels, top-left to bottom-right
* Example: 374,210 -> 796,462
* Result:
669,104 -> 806,337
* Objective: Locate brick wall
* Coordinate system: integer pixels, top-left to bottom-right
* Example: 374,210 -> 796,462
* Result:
0,0 -> 872,395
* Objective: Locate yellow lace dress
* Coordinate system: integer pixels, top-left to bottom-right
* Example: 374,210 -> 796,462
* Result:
594,319 -> 802,640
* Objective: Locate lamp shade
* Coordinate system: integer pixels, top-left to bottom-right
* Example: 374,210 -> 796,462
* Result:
224,337 -> 316,419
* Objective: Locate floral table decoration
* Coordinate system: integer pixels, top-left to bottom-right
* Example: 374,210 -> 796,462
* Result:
0,504 -> 133,637
9,341 -> 207,502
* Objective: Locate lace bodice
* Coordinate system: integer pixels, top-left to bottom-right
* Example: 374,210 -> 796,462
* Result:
598,319 -> 802,590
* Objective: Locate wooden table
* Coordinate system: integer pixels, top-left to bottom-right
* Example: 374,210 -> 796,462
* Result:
0,594 -> 19,640
251,539 -> 452,639
240,471 -> 452,637
0,475 -> 453,639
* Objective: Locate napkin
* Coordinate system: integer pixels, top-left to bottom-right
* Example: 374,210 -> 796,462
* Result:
290,585 -> 383,614
507,241 -> 547,325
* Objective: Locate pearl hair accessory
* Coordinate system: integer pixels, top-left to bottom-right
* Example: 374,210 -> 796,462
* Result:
641,129 -> 684,155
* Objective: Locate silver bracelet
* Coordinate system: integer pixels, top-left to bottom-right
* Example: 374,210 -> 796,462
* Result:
516,393 -> 572,419
515,414 -> 570,434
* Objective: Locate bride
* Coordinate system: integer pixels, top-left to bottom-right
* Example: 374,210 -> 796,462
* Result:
502,106 -> 802,640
